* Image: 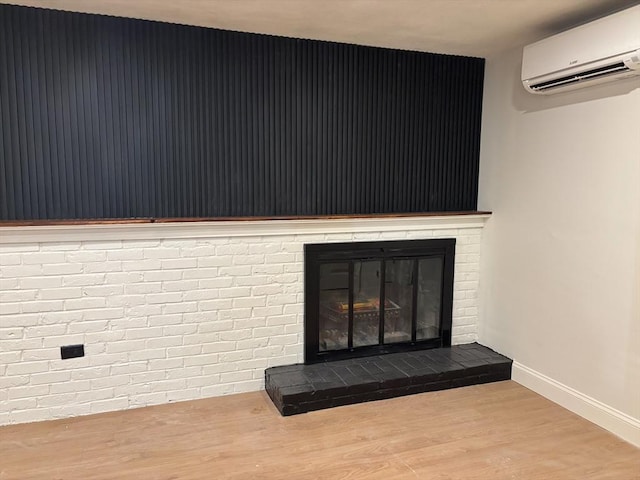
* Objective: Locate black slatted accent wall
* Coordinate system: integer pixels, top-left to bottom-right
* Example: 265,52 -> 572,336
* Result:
0,5 -> 485,221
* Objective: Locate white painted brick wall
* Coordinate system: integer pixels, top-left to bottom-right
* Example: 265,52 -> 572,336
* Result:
0,222 -> 484,425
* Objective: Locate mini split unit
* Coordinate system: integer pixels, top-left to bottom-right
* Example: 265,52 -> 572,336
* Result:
522,5 -> 640,95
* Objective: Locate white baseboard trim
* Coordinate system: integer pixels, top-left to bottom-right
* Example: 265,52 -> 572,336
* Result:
512,361 -> 640,448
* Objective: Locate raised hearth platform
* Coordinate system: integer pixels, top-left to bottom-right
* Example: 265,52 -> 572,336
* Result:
265,343 -> 512,416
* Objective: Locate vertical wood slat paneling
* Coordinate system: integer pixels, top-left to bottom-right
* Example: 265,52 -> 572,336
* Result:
0,4 -> 484,221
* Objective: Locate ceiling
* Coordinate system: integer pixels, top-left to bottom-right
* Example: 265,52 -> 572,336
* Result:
2,0 -> 637,57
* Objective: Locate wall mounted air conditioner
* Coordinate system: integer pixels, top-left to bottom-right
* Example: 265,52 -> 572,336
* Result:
522,5 -> 640,95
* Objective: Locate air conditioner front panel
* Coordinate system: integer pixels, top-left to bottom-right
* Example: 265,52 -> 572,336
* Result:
522,5 -> 640,81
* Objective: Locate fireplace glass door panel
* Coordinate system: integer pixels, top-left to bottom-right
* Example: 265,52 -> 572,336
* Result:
318,262 -> 349,351
384,259 -> 413,344
416,257 -> 443,340
352,260 -> 382,347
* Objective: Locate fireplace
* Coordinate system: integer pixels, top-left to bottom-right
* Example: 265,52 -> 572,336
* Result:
304,239 -> 455,363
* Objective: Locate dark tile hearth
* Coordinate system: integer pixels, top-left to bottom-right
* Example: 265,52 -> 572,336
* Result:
265,343 -> 512,416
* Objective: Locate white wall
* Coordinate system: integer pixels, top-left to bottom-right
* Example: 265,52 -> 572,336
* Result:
478,46 -> 640,442
0,216 -> 486,425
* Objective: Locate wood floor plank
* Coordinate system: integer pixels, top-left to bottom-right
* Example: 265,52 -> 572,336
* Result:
0,381 -> 638,479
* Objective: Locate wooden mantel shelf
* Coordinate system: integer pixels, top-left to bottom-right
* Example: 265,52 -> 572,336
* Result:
0,211 -> 491,227
0,212 -> 492,244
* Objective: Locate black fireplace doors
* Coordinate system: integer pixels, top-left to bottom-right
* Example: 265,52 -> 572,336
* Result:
304,239 -> 455,363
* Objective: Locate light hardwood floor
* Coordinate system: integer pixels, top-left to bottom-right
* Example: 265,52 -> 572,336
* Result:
0,381 -> 638,479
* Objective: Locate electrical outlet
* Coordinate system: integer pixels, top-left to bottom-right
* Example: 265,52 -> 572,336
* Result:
60,344 -> 85,359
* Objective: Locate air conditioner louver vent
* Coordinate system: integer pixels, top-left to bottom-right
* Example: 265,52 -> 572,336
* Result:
529,61 -> 630,92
